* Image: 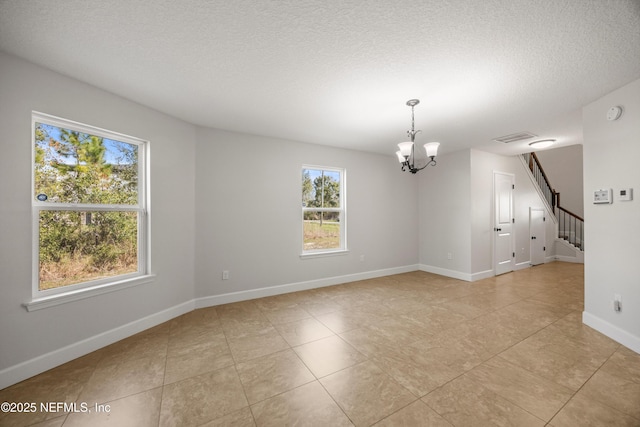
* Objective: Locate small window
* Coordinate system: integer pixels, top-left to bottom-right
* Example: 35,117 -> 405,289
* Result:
301,166 -> 346,254
32,112 -> 149,298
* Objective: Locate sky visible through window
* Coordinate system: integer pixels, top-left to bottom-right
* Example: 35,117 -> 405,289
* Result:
304,169 -> 339,182
37,123 -> 136,165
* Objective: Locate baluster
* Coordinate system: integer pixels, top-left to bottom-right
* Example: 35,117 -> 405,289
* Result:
572,215 -> 575,246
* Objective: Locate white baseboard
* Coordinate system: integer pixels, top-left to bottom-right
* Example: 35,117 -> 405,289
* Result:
471,269 -> 495,281
555,255 -> 584,264
419,264 -> 471,281
0,300 -> 194,390
515,261 -> 532,271
1,265 -> 421,389
195,265 -> 419,308
582,311 -> 640,355
419,264 -> 470,282
418,264 -> 498,282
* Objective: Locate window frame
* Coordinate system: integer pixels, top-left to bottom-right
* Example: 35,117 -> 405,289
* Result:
27,111 -> 152,310
300,165 -> 347,258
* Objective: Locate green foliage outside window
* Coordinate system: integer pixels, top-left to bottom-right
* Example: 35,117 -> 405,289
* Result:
34,122 -> 140,290
302,168 -> 342,251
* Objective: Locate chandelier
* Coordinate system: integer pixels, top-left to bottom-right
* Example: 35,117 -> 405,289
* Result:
395,99 -> 440,174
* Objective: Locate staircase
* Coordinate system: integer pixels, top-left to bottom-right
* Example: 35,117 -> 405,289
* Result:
521,152 -> 585,254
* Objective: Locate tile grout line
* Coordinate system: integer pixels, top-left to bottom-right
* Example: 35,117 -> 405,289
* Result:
13,264 -> 628,427
157,328 -> 171,427
544,342 -> 627,424
416,297 -> 582,424
487,307 -> 615,425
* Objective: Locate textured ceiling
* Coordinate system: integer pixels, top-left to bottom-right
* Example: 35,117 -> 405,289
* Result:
1,0 -> 639,157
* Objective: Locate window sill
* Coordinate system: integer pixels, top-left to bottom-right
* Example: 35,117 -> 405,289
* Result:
300,249 -> 349,260
23,274 -> 155,312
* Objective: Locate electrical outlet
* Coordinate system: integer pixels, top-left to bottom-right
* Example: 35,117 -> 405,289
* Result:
447,252 -> 453,260
614,294 -> 622,312
222,270 -> 229,280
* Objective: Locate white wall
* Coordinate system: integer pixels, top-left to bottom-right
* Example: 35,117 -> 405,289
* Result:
534,144 -> 584,218
471,149 -> 558,271
419,148 -> 557,280
194,128 -> 420,301
582,78 -> 640,353
0,52 -> 420,389
419,149 -> 472,278
4,46 -> 622,389
0,53 -> 197,387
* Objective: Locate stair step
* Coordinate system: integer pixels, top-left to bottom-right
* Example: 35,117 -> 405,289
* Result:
556,237 -> 584,252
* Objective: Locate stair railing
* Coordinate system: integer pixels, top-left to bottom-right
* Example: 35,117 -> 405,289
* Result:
524,152 -> 556,210
555,193 -> 584,251
522,152 -> 584,251
557,205 -> 585,251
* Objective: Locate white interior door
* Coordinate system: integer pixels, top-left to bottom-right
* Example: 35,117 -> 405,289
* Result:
494,172 -> 514,275
530,207 -> 546,265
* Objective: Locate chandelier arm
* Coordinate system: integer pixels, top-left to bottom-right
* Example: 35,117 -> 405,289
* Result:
407,158 -> 437,174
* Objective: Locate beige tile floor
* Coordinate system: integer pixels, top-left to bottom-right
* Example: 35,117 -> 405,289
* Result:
2,262 -> 640,426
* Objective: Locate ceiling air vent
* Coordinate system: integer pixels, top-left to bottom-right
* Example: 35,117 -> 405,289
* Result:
493,132 -> 537,144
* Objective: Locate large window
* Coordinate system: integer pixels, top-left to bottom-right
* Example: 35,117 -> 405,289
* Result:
301,166 -> 346,255
31,112 -> 149,302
